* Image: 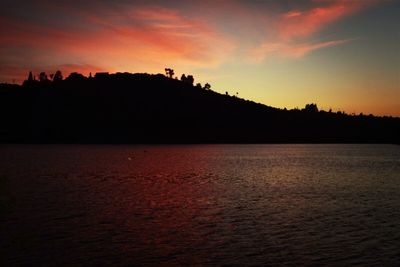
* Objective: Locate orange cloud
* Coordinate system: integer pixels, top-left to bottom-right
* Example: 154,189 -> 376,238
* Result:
0,5 -> 234,83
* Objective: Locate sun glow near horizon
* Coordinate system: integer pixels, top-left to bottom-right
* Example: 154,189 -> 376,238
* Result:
0,0 -> 399,116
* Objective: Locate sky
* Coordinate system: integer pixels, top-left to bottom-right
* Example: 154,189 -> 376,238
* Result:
0,0 -> 399,116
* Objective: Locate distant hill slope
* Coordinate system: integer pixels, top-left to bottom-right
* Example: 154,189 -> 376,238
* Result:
0,72 -> 399,143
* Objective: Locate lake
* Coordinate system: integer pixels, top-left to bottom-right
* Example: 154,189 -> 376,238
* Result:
1,144 -> 400,266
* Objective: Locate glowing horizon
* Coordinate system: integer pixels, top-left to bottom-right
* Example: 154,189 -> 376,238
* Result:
0,0 -> 399,116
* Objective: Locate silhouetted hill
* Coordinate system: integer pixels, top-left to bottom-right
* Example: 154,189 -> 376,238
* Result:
0,72 -> 399,144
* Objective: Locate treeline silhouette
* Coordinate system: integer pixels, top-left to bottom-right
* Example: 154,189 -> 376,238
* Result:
0,70 -> 399,144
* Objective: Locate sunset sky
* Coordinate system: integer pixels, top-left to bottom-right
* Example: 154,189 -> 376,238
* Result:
1,0 -> 399,116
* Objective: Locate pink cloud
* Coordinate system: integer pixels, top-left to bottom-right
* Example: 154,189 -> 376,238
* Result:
284,39 -> 352,58
284,11 -> 303,18
250,39 -> 351,61
278,0 -> 373,41
250,0 -> 378,61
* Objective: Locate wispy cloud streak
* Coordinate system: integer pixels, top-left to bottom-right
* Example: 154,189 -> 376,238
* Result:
0,0 -> 384,82
249,0 -> 378,61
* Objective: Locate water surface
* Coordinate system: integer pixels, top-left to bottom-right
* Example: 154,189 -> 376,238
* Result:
1,144 -> 400,266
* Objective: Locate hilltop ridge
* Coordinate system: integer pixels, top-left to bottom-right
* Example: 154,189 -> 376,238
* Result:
0,71 -> 399,143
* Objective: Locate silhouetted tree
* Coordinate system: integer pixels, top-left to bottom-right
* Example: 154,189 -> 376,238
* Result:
304,103 -> 318,113
28,71 -> 34,82
39,72 -> 48,82
204,83 -> 211,90
180,74 -> 194,85
53,70 -> 63,82
165,68 -> 174,78
195,83 -> 202,89
186,75 -> 194,85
